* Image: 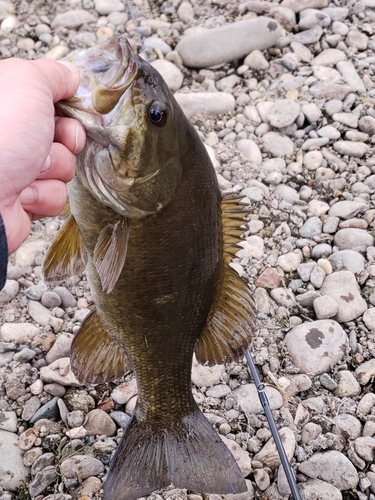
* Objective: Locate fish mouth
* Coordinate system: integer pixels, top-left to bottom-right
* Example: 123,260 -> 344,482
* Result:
57,36 -> 137,125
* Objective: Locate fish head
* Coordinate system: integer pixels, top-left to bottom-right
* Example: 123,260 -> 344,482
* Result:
58,36 -> 183,218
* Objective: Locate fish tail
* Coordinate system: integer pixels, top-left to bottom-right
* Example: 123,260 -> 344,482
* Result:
103,407 -> 246,500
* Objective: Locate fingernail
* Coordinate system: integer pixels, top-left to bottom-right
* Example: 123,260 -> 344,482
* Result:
57,60 -> 78,74
20,186 -> 37,206
74,123 -> 86,153
40,155 -> 52,174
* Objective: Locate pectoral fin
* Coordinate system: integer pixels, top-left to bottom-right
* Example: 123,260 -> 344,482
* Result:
94,218 -> 129,294
42,214 -> 87,283
71,307 -> 132,384
196,194 -> 256,365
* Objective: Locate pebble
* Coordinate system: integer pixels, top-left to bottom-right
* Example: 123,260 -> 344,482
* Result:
176,18 -> 282,67
233,384 -> 283,414
60,455 -> 104,482
294,24 -> 323,44
177,2 -> 194,23
335,370 -> 361,397
328,250 -> 366,275
0,323 -> 39,343
40,358 -> 83,387
53,286 -> 77,308
220,436 -> 251,476
51,10 -> 96,30
236,139 -> 262,164
244,49 -> 269,70
29,397 -> 60,424
0,430 -> 30,491
268,99 -> 300,128
334,228 -> 374,252
333,141 -> 370,158
0,280 -> 19,303
334,413 -> 362,439
299,217 -> 322,238
0,411 -> 17,432
254,427 -> 295,468
320,270 -> 367,322
336,60 -> 366,93
191,356 -> 225,387
93,0 -> 124,15
151,59 -> 183,92
174,92 -> 235,119
45,333 -> 73,365
311,49 -> 346,67
15,240 -> 47,267
363,308 -> 375,330
262,131 -> 294,156
83,409 -> 117,436
299,479 -> 342,500
356,359 -> 375,385
284,319 -> 348,374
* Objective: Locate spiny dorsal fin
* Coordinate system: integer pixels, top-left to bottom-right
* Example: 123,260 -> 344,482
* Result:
93,218 -> 129,294
42,214 -> 87,283
71,307 -> 132,384
195,194 -> 256,366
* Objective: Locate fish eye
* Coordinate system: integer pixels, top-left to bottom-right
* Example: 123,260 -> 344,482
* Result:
148,102 -> 167,127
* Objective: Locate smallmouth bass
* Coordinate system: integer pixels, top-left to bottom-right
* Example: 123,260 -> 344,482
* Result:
43,36 -> 255,500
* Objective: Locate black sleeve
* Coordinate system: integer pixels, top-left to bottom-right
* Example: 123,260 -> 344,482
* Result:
0,213 -> 8,290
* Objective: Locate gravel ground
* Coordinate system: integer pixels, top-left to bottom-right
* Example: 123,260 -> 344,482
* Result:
1,0 -> 375,499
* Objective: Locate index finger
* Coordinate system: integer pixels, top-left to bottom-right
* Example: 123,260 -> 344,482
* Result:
32,58 -> 80,103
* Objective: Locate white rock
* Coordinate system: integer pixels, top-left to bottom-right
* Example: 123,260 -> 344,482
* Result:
285,319 -> 348,374
40,358 -> 83,387
176,17 -> 282,68
244,49 -> 269,70
311,48 -> 346,66
332,112 -> 358,128
177,2 -> 194,23
333,228 -> 374,252
303,150 -> 323,170
262,132 -> 294,156
51,10 -> 96,30
363,308 -> 375,330
1,323 -> 39,343
254,427 -> 296,468
236,139 -> 262,164
277,252 -> 301,272
336,61 -> 366,93
220,436 -> 252,476
93,0 -> 124,15
301,102 -> 322,122
0,430 -> 30,491
15,240 -> 48,267
0,280 -> 19,303
356,359 -> 375,385
333,141 -> 370,158
328,201 -> 367,219
191,355 -> 225,387
175,92 -> 235,119
267,99 -> 301,128
151,59 -> 183,92
320,270 -> 367,322
299,478 -> 343,500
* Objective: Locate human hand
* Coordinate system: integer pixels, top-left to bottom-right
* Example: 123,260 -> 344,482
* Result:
0,58 -> 86,254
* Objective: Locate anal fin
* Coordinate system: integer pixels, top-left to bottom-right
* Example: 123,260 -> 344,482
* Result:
42,214 -> 87,283
196,194 -> 256,365
94,218 -> 129,294
71,307 -> 132,384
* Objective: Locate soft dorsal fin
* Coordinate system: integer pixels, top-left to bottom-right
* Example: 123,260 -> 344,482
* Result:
93,218 -> 129,294
42,214 -> 87,283
195,194 -> 256,365
71,307 -> 133,384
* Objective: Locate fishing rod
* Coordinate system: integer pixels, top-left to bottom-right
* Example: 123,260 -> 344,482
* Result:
245,349 -> 302,500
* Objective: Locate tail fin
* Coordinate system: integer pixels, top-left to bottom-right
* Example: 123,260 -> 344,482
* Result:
103,408 -> 246,500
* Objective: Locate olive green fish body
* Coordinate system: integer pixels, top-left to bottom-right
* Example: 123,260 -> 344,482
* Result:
43,36 -> 255,500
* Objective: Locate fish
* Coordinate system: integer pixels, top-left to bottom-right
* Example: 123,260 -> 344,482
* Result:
43,36 -> 255,500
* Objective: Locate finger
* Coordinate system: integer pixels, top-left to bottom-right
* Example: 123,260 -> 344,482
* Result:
32,58 -> 80,103
37,143 -> 76,182
54,116 -> 86,154
19,179 -> 68,217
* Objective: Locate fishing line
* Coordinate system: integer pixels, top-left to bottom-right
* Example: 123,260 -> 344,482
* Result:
125,0 -> 150,63
245,349 -> 302,500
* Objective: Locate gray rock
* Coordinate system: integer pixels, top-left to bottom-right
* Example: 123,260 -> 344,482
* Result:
311,49 -> 346,66
299,8 -> 331,30
277,252 -> 301,272
309,82 -> 352,100
233,384 -> 283,415
302,422 -> 322,443
313,295 -> 339,319
298,450 -> 358,490
25,282 -> 48,300
192,356 -> 225,387
299,217 -> 323,238
151,59 -> 183,92
336,61 -> 366,93
293,25 -> 323,44
53,286 -> 77,308
325,99 -> 343,115
83,409 -> 117,436
317,125 -> 341,140
363,308 -> 375,330
310,265 -> 325,288
45,333 -> 73,365
28,466 -> 58,497
176,18 -> 282,68
244,49 -> 269,70
262,132 -> 294,156
296,290 -> 320,308
0,280 -> 19,303
284,319 -> 348,374
333,141 -> 370,158
328,201 -> 367,220
320,373 -> 338,391
301,102 -> 322,122
60,455 -> 104,481
354,436 -> 375,462
270,287 -> 297,307
322,7 -> 348,21
333,228 -> 374,252
320,270 -> 367,322
94,0 -> 124,15
0,411 -> 17,432
299,479 -> 343,500
177,2 -> 194,23
267,99 -> 300,128
346,30 -> 368,51
334,413 -> 362,439
41,291 -> 62,309
332,112 -> 358,129
220,436 -> 252,477
236,139 -> 262,164
328,250 -> 366,275
40,358 -> 83,387
359,115 -> 375,136
13,347 -> 36,363
174,92 -> 235,119
29,397 -> 60,424
110,411 -> 131,429
0,430 -> 30,491
21,396 -> 41,422
15,240 -> 47,267
335,371 -> 361,397
51,10 -> 96,30
356,359 -> 375,385
144,36 -> 171,55
281,0 -> 329,12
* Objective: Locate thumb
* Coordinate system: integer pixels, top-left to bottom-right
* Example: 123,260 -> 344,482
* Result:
32,58 -> 80,103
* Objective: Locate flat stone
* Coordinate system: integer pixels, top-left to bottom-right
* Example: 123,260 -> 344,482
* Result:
51,10 -> 96,30
233,384 -> 283,414
332,112 -> 358,128
83,409 -> 117,436
333,141 -> 369,158
299,217 -> 323,238
299,479 -> 343,500
284,319 -> 348,374
53,286 -> 77,308
334,414 -> 362,439
220,436 -> 252,476
45,333 -> 73,365
94,0 -> 124,15
254,427 -> 295,468
0,280 -> 19,303
281,0 -> 328,12
175,92 -> 235,119
267,99 -> 300,128
311,49 -> 346,66
60,455 -> 104,481
356,358 -> 375,385
328,201 -> 367,219
40,358 -> 83,387
29,397 -> 60,424
336,61 -> 366,93
1,323 -> 39,343
262,132 -> 294,156
328,250 -> 366,275
335,370 -> 361,397
0,411 -> 17,432
354,436 -> 375,462
299,8 -> 331,30
255,268 -> 282,289
309,82 -> 352,100
29,466 -> 57,497
299,450 -> 358,490
293,25 -> 323,44
176,17 -> 282,68
236,139 -> 262,164
151,59 -> 183,92
244,49 -> 269,70
333,228 -> 374,252
270,287 -> 297,307
301,102 -> 322,122
0,430 -> 30,491
320,270 -> 367,322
